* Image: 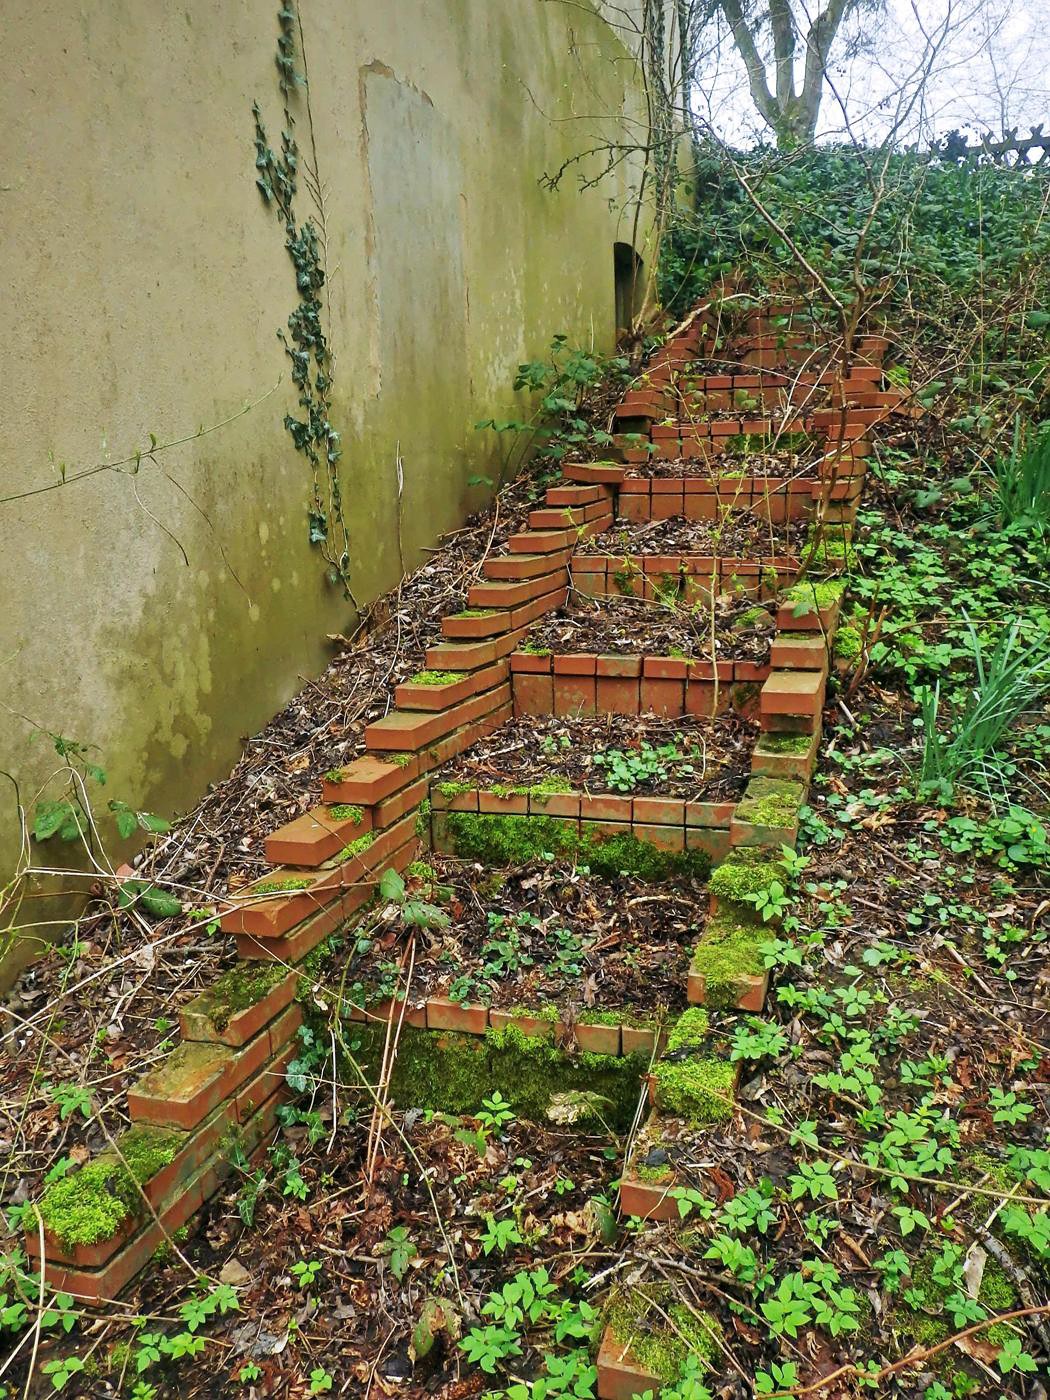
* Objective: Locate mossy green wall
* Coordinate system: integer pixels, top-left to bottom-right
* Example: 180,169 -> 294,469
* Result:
0,0 -> 652,982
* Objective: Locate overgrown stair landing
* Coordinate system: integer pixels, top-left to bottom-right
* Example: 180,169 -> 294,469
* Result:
28,285 -> 910,1395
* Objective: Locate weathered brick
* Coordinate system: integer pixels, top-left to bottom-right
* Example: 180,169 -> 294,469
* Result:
264,805 -> 374,867
761,669 -> 826,717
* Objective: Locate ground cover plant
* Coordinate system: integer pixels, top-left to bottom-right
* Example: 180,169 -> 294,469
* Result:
3,145 -> 1049,1400
435,714 -> 755,802
327,855 -> 705,1017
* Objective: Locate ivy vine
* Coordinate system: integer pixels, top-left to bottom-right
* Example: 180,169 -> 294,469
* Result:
252,3 -> 355,601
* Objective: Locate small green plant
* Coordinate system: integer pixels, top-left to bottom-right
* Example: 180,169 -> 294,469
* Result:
989,417 -> 1050,529
377,1226 -> 417,1281
290,1258 -> 322,1290
477,1091 -> 516,1134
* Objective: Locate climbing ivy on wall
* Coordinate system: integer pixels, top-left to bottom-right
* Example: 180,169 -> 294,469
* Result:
252,3 -> 355,602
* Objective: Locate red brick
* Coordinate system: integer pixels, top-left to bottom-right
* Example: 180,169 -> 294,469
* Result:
770,634 -> 830,670
621,1023 -> 666,1057
395,672 -> 483,711
761,669 -> 825,717
373,775 -> 430,829
365,683 -> 511,752
561,461 -> 625,485
511,650 -> 552,673
553,653 -> 597,675
685,800 -> 734,828
597,676 -> 640,714
640,677 -> 684,715
633,823 -> 684,853
631,797 -> 685,827
528,791 -> 581,819
441,610 -> 510,640
264,805 -> 374,867
545,483 -> 602,506
617,1176 -> 678,1223
488,1009 -> 562,1040
180,970 -> 299,1048
478,791 -> 529,815
426,999 -> 489,1035
467,571 -> 566,609
509,586 -> 568,631
512,671 -> 555,716
596,654 -> 641,677
553,674 -> 596,716
575,1021 -> 621,1055
323,755 -> 415,806
579,794 -> 632,822
643,656 -> 689,680
483,549 -> 571,581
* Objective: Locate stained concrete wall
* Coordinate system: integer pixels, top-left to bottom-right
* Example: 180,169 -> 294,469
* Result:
0,1 -> 651,980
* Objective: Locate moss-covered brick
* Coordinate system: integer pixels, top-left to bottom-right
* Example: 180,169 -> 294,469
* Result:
253,876 -> 312,894
734,776 -> 804,828
38,1162 -> 138,1250
755,733 -> 812,755
690,911 -> 767,1007
339,1021 -> 647,1131
409,670 -> 468,685
439,811 -> 710,882
650,1008 -> 736,1122
605,1284 -> 725,1384
327,804 -> 364,823
708,847 -> 783,909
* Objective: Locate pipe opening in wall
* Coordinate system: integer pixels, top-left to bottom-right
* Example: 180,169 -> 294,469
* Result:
614,242 -> 644,340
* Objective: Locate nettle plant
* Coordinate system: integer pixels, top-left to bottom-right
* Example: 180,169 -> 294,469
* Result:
31,733 -> 169,848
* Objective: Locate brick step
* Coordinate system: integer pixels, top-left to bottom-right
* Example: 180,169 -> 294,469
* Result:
509,649 -> 767,721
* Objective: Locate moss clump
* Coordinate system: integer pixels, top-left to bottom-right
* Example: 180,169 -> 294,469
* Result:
453,608 -> 497,619
783,578 -> 845,610
117,1126 -> 181,1184
327,803 -> 364,823
340,1022 -> 646,1131
338,831 -> 376,861
192,962 -> 289,1031
406,860 -> 435,881
519,640 -> 552,656
651,1009 -> 736,1122
436,780 -> 473,798
409,670 -> 466,686
755,733 -> 812,755
323,768 -> 346,783
415,797 -> 432,840
39,1162 -> 137,1249
442,812 -> 710,883
254,876 -> 312,895
834,623 -> 863,662
691,912 -> 766,1007
606,1284 -> 724,1382
734,605 -> 770,630
708,848 -> 783,907
734,777 -> 804,829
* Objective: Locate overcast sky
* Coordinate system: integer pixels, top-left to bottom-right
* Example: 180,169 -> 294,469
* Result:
687,0 -> 1050,150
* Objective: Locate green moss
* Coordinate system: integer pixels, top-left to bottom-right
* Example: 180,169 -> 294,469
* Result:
191,962 -> 289,1031
415,797 -> 432,840
324,768 -> 345,782
117,1126 -> 181,1184
834,623 -> 862,662
254,876 -> 312,894
389,752 -> 415,768
340,1022 -> 646,1131
519,640 -> 552,656
409,670 -> 467,686
735,605 -> 770,629
453,608 -> 497,619
733,777 -> 804,829
606,1285 -> 724,1382
783,578 -> 845,609
327,803 -> 364,823
39,1162 -> 137,1249
690,912 -> 766,1007
755,733 -> 812,755
337,831 -> 376,861
436,780 -> 474,798
708,848 -> 783,907
441,812 -> 711,882
651,1009 -> 736,1122
406,860 -> 435,881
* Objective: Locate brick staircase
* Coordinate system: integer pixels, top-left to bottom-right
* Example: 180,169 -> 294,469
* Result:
29,285 -> 913,1393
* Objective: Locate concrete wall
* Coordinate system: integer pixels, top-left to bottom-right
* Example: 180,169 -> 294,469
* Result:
0,0 -> 650,979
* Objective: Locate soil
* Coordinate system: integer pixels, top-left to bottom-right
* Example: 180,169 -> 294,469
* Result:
523,589 -> 776,660
578,513 -> 805,558
335,856 -> 702,1015
626,450 -> 822,478
436,713 -> 755,801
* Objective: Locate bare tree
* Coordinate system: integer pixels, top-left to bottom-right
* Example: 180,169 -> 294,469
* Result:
700,0 -> 883,148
